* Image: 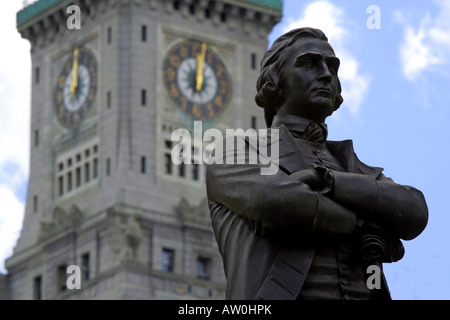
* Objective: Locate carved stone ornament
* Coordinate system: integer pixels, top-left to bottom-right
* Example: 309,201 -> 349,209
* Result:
39,204 -> 84,241
106,209 -> 144,265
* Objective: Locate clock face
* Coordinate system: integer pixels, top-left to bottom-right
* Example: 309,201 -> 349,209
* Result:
163,40 -> 232,121
55,47 -> 98,129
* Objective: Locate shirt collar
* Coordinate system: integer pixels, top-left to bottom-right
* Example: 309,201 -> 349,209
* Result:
271,114 -> 328,134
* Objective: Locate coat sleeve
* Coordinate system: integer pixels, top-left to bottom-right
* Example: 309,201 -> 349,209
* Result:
330,171 -> 428,240
205,137 -> 358,238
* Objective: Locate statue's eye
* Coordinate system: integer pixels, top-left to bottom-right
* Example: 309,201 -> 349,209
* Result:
328,63 -> 339,74
301,60 -> 315,69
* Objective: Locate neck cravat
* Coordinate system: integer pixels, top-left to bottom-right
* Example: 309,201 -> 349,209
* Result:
302,122 -> 327,144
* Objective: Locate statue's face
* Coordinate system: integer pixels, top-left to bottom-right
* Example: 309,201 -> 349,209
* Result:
277,38 -> 340,122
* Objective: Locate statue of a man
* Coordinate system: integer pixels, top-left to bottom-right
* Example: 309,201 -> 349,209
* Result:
206,27 -> 428,300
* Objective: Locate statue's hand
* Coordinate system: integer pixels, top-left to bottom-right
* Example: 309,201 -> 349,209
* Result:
313,164 -> 334,194
294,168 -> 324,191
293,166 -> 334,194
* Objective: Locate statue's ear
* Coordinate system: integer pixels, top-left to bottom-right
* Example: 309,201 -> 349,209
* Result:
263,81 -> 277,96
275,82 -> 283,103
256,79 -> 278,108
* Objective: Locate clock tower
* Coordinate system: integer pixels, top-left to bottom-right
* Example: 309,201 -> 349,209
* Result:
5,0 -> 282,299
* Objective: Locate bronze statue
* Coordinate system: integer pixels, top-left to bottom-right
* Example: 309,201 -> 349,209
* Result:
206,28 -> 428,300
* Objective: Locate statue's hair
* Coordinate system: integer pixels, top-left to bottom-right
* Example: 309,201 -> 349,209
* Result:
255,27 -> 344,127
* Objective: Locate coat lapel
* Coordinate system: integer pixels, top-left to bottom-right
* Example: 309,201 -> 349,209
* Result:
326,140 -> 384,177
276,125 -> 310,174
245,125 -> 307,174
270,125 -> 384,177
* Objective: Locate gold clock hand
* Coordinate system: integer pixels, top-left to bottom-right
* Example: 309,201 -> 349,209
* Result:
70,47 -> 79,99
195,42 -> 207,92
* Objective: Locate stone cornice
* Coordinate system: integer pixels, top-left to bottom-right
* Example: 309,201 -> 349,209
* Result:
17,0 -> 282,49
18,0 -> 282,28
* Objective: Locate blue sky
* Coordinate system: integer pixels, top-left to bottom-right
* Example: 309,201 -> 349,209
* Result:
268,0 -> 450,299
0,0 -> 449,300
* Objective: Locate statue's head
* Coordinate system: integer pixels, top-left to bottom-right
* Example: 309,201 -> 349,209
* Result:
255,27 -> 344,127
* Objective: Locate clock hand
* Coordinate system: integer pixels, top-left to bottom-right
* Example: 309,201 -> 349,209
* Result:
195,42 -> 207,92
70,47 -> 79,99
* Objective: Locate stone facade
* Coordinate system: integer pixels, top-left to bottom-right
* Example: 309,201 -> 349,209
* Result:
2,0 -> 281,300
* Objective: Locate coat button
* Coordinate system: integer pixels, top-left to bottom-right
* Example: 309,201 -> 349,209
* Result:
340,263 -> 349,270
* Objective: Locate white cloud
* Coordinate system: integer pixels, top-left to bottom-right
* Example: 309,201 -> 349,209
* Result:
282,1 -> 370,117
0,186 -> 24,273
0,1 -> 31,273
0,2 -> 31,170
397,0 -> 450,81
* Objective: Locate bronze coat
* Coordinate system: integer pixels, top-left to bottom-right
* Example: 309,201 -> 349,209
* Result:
206,125 -> 428,300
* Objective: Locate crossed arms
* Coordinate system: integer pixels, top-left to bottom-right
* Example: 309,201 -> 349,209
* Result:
206,143 -> 428,243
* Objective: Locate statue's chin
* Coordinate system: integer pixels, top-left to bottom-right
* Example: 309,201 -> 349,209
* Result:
304,103 -> 335,122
